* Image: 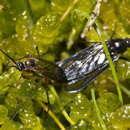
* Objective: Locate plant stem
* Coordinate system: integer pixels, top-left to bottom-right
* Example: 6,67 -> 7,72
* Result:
49,85 -> 75,125
95,24 -> 123,105
119,83 -> 130,97
67,28 -> 76,50
81,0 -> 102,38
62,110 -> 75,125
38,101 -> 66,130
60,0 -> 79,22
91,88 -> 107,130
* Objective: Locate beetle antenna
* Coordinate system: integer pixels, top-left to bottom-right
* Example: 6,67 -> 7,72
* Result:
27,23 -> 40,59
0,49 -> 17,66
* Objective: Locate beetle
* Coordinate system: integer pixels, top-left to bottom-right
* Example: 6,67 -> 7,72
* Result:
56,38 -> 130,92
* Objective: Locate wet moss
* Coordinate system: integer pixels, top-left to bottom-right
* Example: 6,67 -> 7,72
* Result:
0,0 -> 130,129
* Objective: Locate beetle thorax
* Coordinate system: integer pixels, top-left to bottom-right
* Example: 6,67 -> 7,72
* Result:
24,59 -> 37,69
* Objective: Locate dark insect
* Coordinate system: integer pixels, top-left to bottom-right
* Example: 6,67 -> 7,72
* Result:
0,38 -> 130,94
56,38 -> 130,92
0,51 -> 67,83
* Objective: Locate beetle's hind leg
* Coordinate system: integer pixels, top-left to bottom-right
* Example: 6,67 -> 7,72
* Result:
45,78 -> 51,112
119,56 -> 130,61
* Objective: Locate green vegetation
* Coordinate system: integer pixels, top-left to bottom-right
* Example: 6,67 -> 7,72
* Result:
0,0 -> 130,129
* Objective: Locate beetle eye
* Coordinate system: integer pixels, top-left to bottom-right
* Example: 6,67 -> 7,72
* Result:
30,59 -> 36,67
17,62 -> 25,71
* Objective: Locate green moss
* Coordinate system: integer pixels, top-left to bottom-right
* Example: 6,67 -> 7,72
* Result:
112,104 -> 130,129
0,0 -> 129,129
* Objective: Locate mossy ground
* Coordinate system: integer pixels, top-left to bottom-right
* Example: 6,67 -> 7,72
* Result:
0,0 -> 130,129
